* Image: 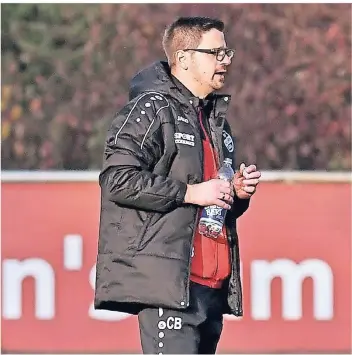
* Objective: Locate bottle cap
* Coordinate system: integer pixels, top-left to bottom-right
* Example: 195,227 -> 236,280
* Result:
224,158 -> 232,165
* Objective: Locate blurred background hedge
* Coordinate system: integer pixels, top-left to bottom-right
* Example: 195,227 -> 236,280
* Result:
1,3 -> 351,170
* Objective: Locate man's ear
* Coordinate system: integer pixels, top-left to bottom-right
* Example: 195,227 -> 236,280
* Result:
175,50 -> 188,70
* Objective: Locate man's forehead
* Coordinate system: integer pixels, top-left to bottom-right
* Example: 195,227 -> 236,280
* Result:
198,29 -> 226,48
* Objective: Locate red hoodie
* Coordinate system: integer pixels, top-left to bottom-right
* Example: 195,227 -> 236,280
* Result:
190,109 -> 231,288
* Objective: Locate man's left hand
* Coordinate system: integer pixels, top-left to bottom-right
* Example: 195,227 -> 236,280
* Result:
233,163 -> 261,199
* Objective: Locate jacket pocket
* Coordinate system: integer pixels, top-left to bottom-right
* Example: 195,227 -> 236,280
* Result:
127,212 -> 153,253
135,213 -> 153,250
136,212 -> 165,252
129,211 -> 164,254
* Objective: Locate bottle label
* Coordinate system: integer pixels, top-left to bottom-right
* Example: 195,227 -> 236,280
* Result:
198,205 -> 226,239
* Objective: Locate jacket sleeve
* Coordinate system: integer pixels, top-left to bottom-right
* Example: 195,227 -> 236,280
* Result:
99,92 -> 187,213
232,195 -> 250,218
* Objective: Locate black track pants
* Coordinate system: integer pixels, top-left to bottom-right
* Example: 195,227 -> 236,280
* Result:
138,282 -> 225,354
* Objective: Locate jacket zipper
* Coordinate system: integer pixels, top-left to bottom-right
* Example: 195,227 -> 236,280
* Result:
213,242 -> 219,286
226,224 -> 241,314
184,107 -> 204,308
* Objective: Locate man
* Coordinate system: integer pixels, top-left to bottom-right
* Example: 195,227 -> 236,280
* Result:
94,16 -> 261,354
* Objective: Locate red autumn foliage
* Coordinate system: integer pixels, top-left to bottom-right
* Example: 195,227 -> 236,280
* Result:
1,3 -> 351,170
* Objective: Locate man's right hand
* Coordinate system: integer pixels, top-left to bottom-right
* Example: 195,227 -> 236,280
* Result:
184,179 -> 234,209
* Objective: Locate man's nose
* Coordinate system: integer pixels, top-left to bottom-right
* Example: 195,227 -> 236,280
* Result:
221,54 -> 232,66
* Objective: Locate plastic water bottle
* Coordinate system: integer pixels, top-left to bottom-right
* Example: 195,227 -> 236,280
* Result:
198,158 -> 235,239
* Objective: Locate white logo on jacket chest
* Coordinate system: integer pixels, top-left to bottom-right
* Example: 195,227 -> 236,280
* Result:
222,130 -> 234,152
177,115 -> 189,123
174,132 -> 195,146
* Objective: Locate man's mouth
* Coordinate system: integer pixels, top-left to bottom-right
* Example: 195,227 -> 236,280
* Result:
214,72 -> 227,81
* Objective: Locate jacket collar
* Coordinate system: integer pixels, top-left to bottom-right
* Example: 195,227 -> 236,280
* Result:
130,61 -> 231,115
171,74 -> 226,115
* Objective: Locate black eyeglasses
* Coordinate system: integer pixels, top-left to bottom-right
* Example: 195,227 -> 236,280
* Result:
183,48 -> 235,61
